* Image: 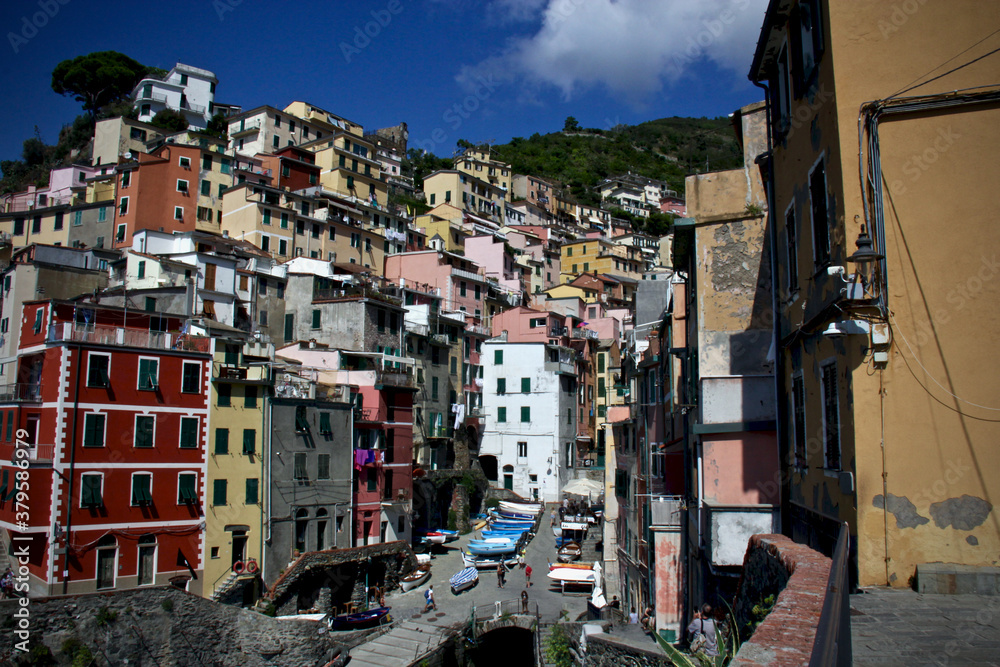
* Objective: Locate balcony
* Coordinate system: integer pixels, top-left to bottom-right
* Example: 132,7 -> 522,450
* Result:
180,100 -> 206,115
649,495 -> 683,528
137,91 -> 168,104
0,383 -> 41,403
430,334 -> 449,346
571,329 -> 599,340
451,267 -> 486,284
230,120 -> 262,138
375,368 -> 414,389
427,425 -> 450,439
47,323 -> 211,353
354,406 -> 379,422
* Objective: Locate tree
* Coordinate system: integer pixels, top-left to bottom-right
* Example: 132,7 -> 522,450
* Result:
51,51 -> 150,115
149,109 -> 188,133
563,116 -> 580,132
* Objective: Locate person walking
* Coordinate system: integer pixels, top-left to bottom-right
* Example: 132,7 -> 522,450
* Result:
550,509 -> 557,528
687,604 -> 719,657
424,585 -> 437,612
628,607 -> 639,624
497,562 -> 506,589
525,563 -> 533,587
521,589 -> 529,614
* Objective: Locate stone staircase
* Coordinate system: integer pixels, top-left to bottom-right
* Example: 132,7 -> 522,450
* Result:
579,523 -> 602,564
536,623 -> 556,667
348,617 -> 454,667
0,529 -> 12,574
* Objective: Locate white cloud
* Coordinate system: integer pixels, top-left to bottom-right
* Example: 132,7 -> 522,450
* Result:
458,0 -> 769,102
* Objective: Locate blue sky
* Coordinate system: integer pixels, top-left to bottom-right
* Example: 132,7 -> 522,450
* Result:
0,0 -> 769,165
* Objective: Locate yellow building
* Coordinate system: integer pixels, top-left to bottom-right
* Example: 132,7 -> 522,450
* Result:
307,133 -> 387,208
559,238 -> 644,283
455,147 -> 513,197
751,0 -> 1000,587
220,183 -> 387,270
423,170 -> 506,223
283,101 -> 364,138
204,338 -> 272,600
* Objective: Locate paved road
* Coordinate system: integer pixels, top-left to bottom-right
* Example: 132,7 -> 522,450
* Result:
384,506 -> 595,626
851,587 -> 1000,666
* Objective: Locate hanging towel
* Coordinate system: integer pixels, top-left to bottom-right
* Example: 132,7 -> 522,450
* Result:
376,450 -> 385,465
354,450 -> 366,471
365,449 -> 375,465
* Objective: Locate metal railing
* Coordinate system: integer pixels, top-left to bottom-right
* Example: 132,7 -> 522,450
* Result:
472,598 -> 539,622
354,406 -> 379,422
0,383 -> 41,403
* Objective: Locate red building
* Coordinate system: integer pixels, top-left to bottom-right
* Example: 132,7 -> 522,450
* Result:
351,383 -> 414,547
0,301 -> 211,596
258,146 -> 321,192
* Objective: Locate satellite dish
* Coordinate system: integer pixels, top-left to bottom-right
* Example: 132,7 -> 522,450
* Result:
124,151 -> 133,160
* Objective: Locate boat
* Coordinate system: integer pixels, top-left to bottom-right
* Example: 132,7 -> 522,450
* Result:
548,562 -> 593,571
481,529 -> 528,539
468,541 -> 516,556
327,606 -> 391,630
462,551 -> 520,569
491,520 -> 534,530
472,537 -> 517,544
490,508 -> 536,521
418,531 -> 447,545
399,565 -> 431,592
450,566 -> 479,593
435,529 -> 460,543
558,542 -> 582,563
415,553 -> 432,566
499,500 -> 543,515
547,567 -> 596,593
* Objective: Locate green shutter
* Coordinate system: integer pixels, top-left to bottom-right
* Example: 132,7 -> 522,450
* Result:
521,378 -> 530,393
521,406 -> 530,422
497,378 -> 505,394
295,408 -> 309,432
132,475 -> 152,505
179,474 -> 197,503
84,414 -> 105,447
4,410 -> 11,441
318,454 -> 330,479
213,479 -> 227,506
138,359 -> 158,390
497,407 -> 506,423
494,350 -> 503,364
242,429 -> 255,455
201,180 -> 210,196
82,475 -> 102,507
245,478 -> 259,504
0,469 -> 8,500
215,428 -> 229,454
294,453 -> 308,480
319,412 -> 332,434
312,309 -> 321,329
245,386 -> 257,408
180,418 -> 198,448
367,470 -> 377,491
135,416 -> 154,447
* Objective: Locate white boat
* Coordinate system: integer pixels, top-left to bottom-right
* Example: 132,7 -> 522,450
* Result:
450,566 -> 479,593
548,567 -> 596,592
416,553 -> 432,566
462,551 -> 519,569
399,566 -> 431,592
500,500 -> 543,515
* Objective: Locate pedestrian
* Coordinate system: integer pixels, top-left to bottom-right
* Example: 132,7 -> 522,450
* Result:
550,509 -> 557,528
687,604 -> 719,657
640,606 -> 654,633
609,595 -> 620,610
497,562 -> 506,588
521,589 -> 529,614
628,607 -> 639,624
424,585 -> 437,612
525,563 -> 532,587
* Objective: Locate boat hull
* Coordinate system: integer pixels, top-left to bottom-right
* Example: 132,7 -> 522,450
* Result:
450,566 -> 479,593
462,552 -> 519,569
400,568 -> 431,592
468,542 -> 516,556
499,501 -> 543,515
328,607 -> 391,630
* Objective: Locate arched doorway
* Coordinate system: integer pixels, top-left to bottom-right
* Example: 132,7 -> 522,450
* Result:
479,455 -> 498,482
137,534 -> 156,586
95,535 -> 117,590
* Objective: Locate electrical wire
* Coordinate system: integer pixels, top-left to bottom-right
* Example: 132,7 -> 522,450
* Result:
887,28 -> 1000,99
887,309 -> 1000,412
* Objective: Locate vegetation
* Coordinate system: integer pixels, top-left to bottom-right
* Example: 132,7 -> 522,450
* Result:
161,597 -> 174,612
95,606 -> 118,626
544,623 -> 574,667
149,109 -> 189,133
60,638 -> 95,667
51,51 -> 155,116
403,149 -> 453,190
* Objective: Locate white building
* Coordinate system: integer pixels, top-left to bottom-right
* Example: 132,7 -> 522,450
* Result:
480,337 -> 577,502
132,63 -> 218,130
227,103 -> 362,157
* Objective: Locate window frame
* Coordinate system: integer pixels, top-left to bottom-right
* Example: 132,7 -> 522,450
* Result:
130,472 -> 153,506
820,361 -> 841,470
785,200 -> 799,292
791,371 -> 807,468
181,361 -> 201,394
179,416 -> 199,449
178,472 -> 198,504
86,352 -> 111,388
134,414 -> 155,448
137,357 -> 159,391
809,154 -> 831,268
80,472 -> 104,508
83,412 -> 106,448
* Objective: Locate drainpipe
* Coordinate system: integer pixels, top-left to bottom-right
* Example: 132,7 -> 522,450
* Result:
259,360 -> 268,584
264,383 -> 273,581
62,340 -> 84,595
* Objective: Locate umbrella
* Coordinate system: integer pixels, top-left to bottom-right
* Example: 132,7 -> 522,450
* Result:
561,478 -> 604,496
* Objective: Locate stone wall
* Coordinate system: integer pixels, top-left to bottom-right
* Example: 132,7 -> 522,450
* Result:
0,585 -> 348,666
266,541 -> 416,616
730,534 -> 832,667
584,631 -> 671,667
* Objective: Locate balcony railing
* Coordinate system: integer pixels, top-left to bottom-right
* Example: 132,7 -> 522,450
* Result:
47,323 -> 211,352
0,383 -> 41,403
354,406 -> 379,422
427,425 -> 450,438
181,100 -> 206,115
431,334 -> 449,346
376,368 -> 413,388
230,120 -> 262,138
137,92 -> 168,104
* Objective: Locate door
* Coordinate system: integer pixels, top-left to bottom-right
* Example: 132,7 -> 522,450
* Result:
363,520 -> 372,546
316,520 -> 327,552
96,548 -> 116,589
380,520 -> 388,543
137,543 -> 156,586
504,474 -> 513,490
204,263 -> 216,291
232,530 -> 247,568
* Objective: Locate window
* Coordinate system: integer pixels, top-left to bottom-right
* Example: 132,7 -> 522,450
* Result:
217,383 -> 231,406
32,308 -> 43,334
131,473 -> 153,506
432,376 -> 439,400
318,454 -> 331,480
598,377 -> 606,398
786,204 -> 799,291
144,297 -> 156,312
178,473 -> 198,504
83,413 -> 105,447
138,358 -> 158,390
118,196 -> 129,217
294,453 -> 308,480
497,378 -> 505,394
773,43 -> 792,136
319,412 -> 332,434
13,217 -> 23,236
494,349 -> 503,364
810,158 -> 830,266
137,261 -> 146,279
87,353 -> 110,387
793,0 -> 823,93
521,378 -> 530,393
460,281 -> 467,297
220,158 -> 231,175
215,428 -> 229,455
821,363 -> 840,469
179,417 -> 198,448
261,235 -> 270,252
116,224 -> 126,243
792,373 -> 806,466
245,385 -> 257,408
262,209 -> 271,225
54,212 -> 64,230
201,180 -> 210,196
497,407 -> 506,423
174,206 -> 184,220
242,429 -> 256,455
517,441 -> 527,458
311,309 -> 321,329
279,239 -> 288,256
295,405 -> 309,432
134,415 -> 155,448
181,362 -> 200,393
246,478 -> 259,504
367,470 -> 377,492
177,179 -> 189,193
81,474 -> 103,508
521,406 -> 530,422
213,479 -> 227,506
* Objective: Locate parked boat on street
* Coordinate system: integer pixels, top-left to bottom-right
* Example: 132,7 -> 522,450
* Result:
450,566 -> 479,593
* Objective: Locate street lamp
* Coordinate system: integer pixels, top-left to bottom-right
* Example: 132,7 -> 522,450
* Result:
846,222 -> 884,291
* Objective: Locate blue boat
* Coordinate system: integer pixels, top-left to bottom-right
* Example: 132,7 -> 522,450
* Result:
481,529 -> 528,539
468,541 -> 517,556
491,521 -> 534,530
450,566 -> 479,593
489,508 -> 536,521
327,606 -> 391,630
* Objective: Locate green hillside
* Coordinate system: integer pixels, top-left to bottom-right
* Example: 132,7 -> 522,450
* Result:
488,116 -> 743,205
